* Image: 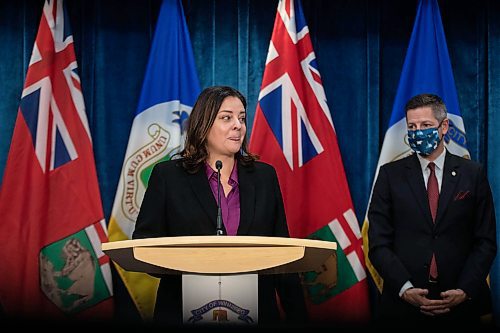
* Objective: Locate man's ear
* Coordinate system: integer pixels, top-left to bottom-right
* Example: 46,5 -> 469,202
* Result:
441,118 -> 449,135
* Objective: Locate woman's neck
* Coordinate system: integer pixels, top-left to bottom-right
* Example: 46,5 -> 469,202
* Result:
207,155 -> 235,179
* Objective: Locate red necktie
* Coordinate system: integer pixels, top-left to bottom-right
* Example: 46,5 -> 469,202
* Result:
427,162 -> 439,280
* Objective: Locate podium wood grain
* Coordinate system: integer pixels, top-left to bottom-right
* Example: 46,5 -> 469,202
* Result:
102,235 -> 337,276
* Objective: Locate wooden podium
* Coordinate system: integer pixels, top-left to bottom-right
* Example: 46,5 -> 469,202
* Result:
102,235 -> 337,276
102,236 -> 337,324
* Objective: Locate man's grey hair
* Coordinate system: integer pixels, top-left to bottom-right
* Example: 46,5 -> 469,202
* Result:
405,93 -> 447,122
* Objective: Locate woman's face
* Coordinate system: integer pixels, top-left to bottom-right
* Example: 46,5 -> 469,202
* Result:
206,96 -> 246,159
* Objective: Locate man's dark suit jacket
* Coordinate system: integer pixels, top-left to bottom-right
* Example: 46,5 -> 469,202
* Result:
132,158 -> 307,326
368,151 -> 497,321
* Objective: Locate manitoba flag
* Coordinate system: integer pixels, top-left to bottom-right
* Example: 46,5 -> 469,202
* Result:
0,0 -> 113,319
249,0 -> 370,324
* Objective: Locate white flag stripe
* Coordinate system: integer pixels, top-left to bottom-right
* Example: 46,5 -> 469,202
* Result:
101,262 -> 114,295
376,119 -> 412,170
85,223 -> 113,294
347,252 -> 367,282
85,224 -> 105,258
343,208 -> 361,239
111,101 -> 188,237
266,41 -> 279,65
328,219 -> 351,249
99,218 -> 108,236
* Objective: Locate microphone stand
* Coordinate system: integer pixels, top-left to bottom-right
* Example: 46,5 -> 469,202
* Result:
215,160 -> 224,236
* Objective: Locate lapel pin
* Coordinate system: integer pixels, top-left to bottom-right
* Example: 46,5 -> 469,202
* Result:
451,171 -> 457,177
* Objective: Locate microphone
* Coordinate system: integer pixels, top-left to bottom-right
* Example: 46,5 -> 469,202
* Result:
215,160 -> 224,236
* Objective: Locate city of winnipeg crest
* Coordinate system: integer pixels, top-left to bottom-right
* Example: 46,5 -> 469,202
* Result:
187,300 -> 254,324
39,227 -> 111,313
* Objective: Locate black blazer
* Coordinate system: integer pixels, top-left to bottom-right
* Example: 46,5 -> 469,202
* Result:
368,152 -> 497,320
133,158 -> 307,326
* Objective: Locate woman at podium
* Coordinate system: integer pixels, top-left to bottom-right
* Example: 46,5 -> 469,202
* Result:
132,86 -> 308,326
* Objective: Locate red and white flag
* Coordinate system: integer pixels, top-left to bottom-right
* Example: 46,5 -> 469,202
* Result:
0,0 -> 113,319
249,0 -> 370,323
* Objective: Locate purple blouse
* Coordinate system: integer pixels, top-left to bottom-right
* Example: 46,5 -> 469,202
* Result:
205,161 -> 240,235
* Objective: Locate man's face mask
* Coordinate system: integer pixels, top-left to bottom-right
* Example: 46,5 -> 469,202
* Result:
407,123 -> 442,156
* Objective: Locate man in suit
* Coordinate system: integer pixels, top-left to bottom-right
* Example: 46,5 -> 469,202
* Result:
132,86 -> 307,326
368,93 -> 497,328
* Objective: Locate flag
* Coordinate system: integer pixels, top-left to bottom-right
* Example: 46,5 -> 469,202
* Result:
249,0 -> 370,323
107,0 -> 200,320
361,0 -> 470,292
0,0 -> 113,319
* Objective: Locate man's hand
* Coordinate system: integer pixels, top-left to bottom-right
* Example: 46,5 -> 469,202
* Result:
419,289 -> 467,316
440,289 -> 468,308
402,288 -> 450,316
419,298 -> 450,316
402,288 -> 431,307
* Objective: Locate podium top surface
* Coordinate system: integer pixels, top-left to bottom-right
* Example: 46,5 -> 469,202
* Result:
102,235 -> 337,275
102,235 -> 337,250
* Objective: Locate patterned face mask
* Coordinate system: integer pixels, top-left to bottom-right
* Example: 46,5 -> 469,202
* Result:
407,125 -> 441,156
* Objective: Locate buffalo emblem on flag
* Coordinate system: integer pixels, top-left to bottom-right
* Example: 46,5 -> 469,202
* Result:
39,226 -> 112,313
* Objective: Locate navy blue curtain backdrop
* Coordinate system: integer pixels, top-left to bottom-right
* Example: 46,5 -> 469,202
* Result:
1,0 -> 499,324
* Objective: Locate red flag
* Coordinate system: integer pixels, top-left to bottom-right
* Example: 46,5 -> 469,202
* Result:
0,0 -> 113,319
249,0 -> 369,324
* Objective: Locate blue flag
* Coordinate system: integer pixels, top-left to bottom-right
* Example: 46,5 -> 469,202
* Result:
107,0 -> 200,319
362,0 -> 470,291
386,0 -> 468,157
135,0 -> 200,115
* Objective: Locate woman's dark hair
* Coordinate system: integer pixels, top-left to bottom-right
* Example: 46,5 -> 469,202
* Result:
179,86 -> 258,173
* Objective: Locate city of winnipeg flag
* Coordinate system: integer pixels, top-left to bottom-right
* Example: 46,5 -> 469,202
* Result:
249,0 -> 370,323
107,0 -> 200,319
361,0 -> 470,291
0,0 -> 113,318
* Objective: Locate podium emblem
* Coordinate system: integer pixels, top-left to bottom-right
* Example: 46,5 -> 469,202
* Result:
187,299 -> 253,324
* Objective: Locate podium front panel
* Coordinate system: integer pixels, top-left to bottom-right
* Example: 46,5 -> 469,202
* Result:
182,274 -> 258,325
